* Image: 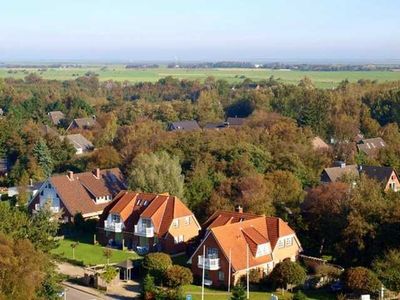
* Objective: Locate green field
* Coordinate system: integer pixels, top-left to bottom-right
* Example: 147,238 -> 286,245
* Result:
1,65 -> 399,88
52,236 -> 140,266
182,284 -> 335,300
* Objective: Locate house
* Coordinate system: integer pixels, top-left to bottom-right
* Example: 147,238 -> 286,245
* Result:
28,168 -> 126,222
63,134 -> 94,154
67,116 -> 99,131
312,136 -> 330,151
39,125 -> 59,137
357,137 -> 386,157
168,120 -> 200,132
226,117 -> 246,128
321,163 -> 399,192
98,191 -> 201,254
48,111 -> 65,126
188,209 -> 302,288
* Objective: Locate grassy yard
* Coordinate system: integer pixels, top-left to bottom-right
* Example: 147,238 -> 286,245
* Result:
0,65 -> 399,88
51,235 -> 140,266
182,284 -> 336,300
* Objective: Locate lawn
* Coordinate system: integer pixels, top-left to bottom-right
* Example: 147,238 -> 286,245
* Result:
51,236 -> 140,266
182,284 -> 336,300
0,65 -> 399,88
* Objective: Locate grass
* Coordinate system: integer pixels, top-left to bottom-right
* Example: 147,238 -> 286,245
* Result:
182,284 -> 336,300
1,65 -> 399,88
51,235 -> 140,266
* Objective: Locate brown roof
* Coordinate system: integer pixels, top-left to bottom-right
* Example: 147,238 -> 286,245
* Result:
321,165 -> 358,183
205,216 -> 296,271
68,117 -> 99,130
312,136 -> 330,151
103,191 -> 197,236
48,111 -> 65,125
203,210 -> 260,230
50,168 -> 126,216
357,137 -> 386,157
40,125 -> 59,137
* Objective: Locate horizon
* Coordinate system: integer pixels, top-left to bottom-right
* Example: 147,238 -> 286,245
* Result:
1,0 -> 399,62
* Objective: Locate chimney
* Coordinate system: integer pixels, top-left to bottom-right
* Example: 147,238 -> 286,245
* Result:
236,205 -> 243,214
67,171 -> 74,181
93,168 -> 100,179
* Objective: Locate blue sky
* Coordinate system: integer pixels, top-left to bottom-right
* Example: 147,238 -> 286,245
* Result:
0,0 -> 399,62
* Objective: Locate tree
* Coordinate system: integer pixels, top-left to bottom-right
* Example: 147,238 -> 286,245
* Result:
32,138 -> 54,178
343,267 -> 381,295
128,151 -> 184,198
103,248 -> 113,265
70,242 -> 79,260
142,274 -> 156,300
373,250 -> 400,292
230,284 -> 246,300
269,260 -> 306,290
164,265 -> 193,288
100,265 -> 118,290
0,233 -> 47,300
88,146 -> 121,169
142,253 -> 172,284
196,90 -> 224,123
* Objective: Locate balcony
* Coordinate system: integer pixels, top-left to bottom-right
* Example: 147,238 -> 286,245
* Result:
198,255 -> 220,270
134,225 -> 154,237
104,220 -> 123,232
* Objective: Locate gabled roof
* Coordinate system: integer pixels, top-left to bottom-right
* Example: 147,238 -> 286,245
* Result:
321,164 -> 397,185
312,136 -> 330,151
321,165 -> 358,183
48,111 -> 65,125
360,165 -> 396,183
64,134 -> 94,152
202,216 -> 297,272
169,120 -> 200,131
357,137 -> 386,157
203,210 -> 259,230
226,117 -> 246,127
68,117 -> 99,130
46,168 -> 126,216
204,122 -> 228,130
103,191 -> 198,236
40,125 -> 59,137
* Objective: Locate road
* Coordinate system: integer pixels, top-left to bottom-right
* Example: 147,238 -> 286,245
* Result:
63,287 -> 103,300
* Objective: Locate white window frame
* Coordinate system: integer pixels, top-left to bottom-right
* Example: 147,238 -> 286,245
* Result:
278,239 -> 284,248
172,219 -> 179,228
285,237 -> 293,247
184,216 -> 190,225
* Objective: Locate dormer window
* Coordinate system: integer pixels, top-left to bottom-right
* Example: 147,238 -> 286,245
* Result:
137,199 -> 141,205
255,243 -> 271,257
143,200 -> 148,206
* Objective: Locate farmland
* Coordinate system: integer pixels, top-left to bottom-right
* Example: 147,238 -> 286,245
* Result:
1,65 -> 399,88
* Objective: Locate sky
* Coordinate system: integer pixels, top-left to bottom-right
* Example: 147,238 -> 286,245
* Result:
0,0 -> 399,62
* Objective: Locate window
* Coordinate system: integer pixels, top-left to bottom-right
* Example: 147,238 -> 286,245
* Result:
218,271 -> 225,281
278,239 -> 284,248
137,199 -> 141,205
143,200 -> 148,206
184,216 -> 190,225
207,248 -> 218,258
172,219 -> 179,228
285,237 -> 293,247
40,190 -> 44,196
174,235 -> 184,244
111,214 -> 120,223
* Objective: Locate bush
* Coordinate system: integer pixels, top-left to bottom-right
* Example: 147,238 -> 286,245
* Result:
164,265 -> 193,288
142,253 -> 172,283
293,291 -> 307,300
269,260 -> 306,290
343,267 -> 381,295
231,284 -> 246,300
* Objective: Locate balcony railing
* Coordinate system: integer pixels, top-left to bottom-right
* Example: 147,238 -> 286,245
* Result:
104,220 -> 123,232
134,225 -> 154,237
198,255 -> 220,270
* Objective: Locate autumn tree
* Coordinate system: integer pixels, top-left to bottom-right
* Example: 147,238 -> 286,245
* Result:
373,250 -> 400,292
343,267 -> 381,295
196,90 -> 224,123
269,260 -> 306,291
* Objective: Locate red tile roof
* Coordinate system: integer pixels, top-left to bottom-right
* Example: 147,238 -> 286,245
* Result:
103,191 -> 198,236
203,210 -> 259,229
194,214 -> 298,272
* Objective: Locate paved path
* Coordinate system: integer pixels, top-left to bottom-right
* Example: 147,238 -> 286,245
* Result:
57,261 -> 86,278
62,282 -> 110,300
